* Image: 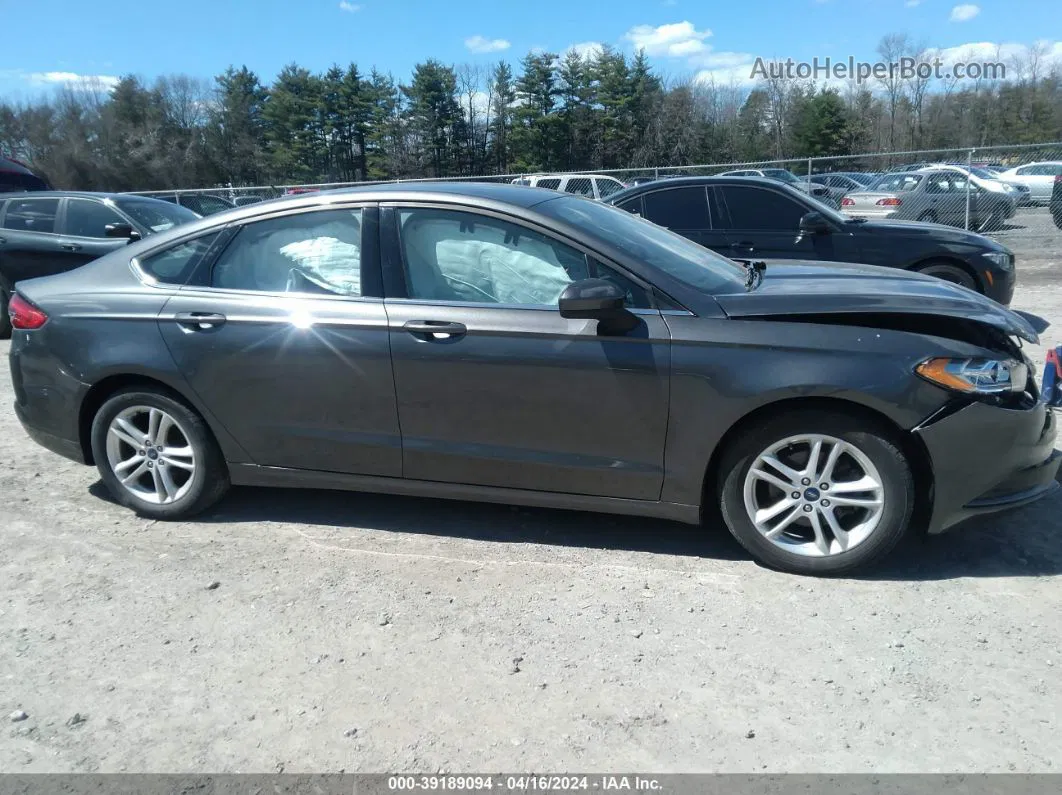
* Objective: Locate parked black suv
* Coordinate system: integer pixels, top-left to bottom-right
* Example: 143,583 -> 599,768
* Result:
606,176 -> 1017,305
0,157 -> 50,193
0,191 -> 197,336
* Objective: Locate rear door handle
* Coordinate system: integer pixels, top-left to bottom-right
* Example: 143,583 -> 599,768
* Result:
0,237 -> 6,245
60,243 -> 82,252
174,311 -> 227,329
403,320 -> 467,340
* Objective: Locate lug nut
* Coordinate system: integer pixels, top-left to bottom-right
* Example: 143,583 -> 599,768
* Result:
147,462 -> 153,468
821,499 -> 831,507
791,491 -> 801,499
138,450 -> 145,456
801,478 -> 811,485
820,483 -> 829,490
802,505 -> 813,513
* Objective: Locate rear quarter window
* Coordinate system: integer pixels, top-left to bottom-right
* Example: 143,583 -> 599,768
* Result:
136,233 -> 220,286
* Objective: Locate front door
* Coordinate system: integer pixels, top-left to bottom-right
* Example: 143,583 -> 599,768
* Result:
57,197 -> 135,271
382,205 -> 671,500
156,205 -> 402,477
717,184 -> 863,263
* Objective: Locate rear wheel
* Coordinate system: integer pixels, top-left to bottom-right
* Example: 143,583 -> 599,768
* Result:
718,410 -> 915,576
915,260 -> 978,292
0,288 -> 10,339
90,388 -> 230,519
916,210 -> 937,223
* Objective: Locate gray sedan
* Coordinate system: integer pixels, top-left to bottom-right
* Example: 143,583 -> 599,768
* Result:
841,170 -> 1017,231
8,183 -> 1059,576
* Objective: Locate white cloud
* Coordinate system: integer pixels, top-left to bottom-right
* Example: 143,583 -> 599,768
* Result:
464,35 -> 511,54
623,21 -> 712,58
338,1 -> 361,11
566,41 -> 604,60
950,4 -> 980,21
27,71 -> 120,89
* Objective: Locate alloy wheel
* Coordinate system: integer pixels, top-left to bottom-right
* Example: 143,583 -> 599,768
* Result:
742,434 -> 885,557
105,406 -> 197,505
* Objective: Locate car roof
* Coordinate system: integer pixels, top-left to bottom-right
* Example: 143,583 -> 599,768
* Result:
606,174 -> 802,204
0,190 -> 175,204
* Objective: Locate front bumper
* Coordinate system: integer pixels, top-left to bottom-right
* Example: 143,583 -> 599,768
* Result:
916,399 -> 1060,533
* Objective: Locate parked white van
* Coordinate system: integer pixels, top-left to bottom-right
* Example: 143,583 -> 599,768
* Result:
510,173 -> 628,200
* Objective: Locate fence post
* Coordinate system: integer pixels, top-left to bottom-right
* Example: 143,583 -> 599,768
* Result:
964,148 -> 973,230
807,157 -> 813,186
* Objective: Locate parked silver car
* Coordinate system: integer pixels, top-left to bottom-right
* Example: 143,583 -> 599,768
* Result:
840,170 -> 1017,232
717,168 -> 831,200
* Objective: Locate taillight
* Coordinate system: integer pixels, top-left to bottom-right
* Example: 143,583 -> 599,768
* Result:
1055,175 -> 1062,183
841,197 -> 855,206
877,198 -> 902,206
8,293 -> 48,330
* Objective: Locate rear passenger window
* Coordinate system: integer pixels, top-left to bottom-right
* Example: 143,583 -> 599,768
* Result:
616,197 -> 643,216
211,209 -> 363,295
537,178 -> 561,190
643,187 -> 711,230
3,197 -> 59,233
138,233 -> 220,285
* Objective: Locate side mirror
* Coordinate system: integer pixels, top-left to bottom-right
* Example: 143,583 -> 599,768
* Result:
796,211 -> 832,243
105,222 -> 141,242
558,278 -> 638,333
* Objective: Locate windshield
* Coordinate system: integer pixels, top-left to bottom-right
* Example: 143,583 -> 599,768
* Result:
539,196 -> 745,294
762,169 -> 800,184
869,173 -> 924,192
968,166 -> 1000,180
115,197 -> 199,233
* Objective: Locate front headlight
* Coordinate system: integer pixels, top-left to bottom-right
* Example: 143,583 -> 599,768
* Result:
916,357 -> 1027,394
983,250 -> 1013,270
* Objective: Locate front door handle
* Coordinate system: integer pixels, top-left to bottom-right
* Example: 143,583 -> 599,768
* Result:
403,320 -> 467,340
730,241 -> 755,251
60,243 -> 82,252
174,311 -> 227,329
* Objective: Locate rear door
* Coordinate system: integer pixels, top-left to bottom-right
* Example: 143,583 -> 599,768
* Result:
156,203 -> 403,477
636,185 -> 731,254
56,197 -> 134,271
0,196 -> 65,285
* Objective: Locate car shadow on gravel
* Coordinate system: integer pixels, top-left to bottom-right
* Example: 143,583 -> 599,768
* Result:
91,481 -> 748,561
88,481 -> 1062,577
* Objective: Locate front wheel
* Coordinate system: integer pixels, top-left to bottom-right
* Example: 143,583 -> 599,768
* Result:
915,260 -> 978,292
90,388 -> 230,519
718,410 -> 915,575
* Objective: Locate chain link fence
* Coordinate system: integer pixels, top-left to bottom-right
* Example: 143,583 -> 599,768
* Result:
126,142 -> 1062,263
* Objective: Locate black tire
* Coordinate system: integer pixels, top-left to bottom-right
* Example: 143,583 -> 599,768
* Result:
0,288 -> 10,339
914,259 -> 978,292
718,409 -> 915,576
1052,209 -> 1062,232
90,388 -> 230,519
916,210 -> 937,223
976,206 -> 1004,233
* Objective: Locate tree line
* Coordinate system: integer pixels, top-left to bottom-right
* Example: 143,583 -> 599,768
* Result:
1,33 -> 1061,192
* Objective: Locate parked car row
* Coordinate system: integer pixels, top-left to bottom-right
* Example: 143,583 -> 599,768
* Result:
510,173 -> 628,200
8,181 -> 1057,576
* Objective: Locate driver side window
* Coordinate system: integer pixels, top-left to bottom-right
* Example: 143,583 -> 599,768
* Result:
397,208 -> 651,308
210,209 -> 363,296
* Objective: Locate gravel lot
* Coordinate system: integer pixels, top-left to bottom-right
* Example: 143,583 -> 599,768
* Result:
2,218 -> 1061,773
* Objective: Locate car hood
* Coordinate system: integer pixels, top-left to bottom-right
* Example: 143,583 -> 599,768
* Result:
841,217 -> 1005,247
714,260 -> 1041,343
